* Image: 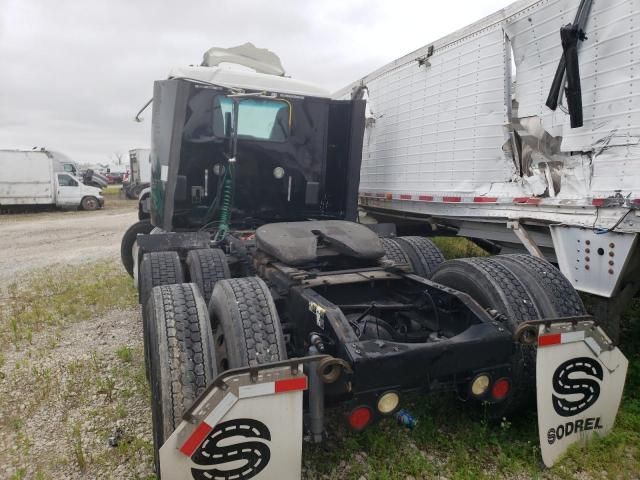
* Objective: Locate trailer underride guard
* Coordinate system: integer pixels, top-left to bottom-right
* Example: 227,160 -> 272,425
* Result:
121,27 -> 629,480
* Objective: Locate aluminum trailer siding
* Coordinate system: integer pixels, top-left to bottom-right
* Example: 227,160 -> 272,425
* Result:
336,0 -> 640,337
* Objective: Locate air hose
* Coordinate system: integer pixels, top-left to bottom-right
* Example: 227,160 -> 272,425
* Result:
215,163 -> 234,240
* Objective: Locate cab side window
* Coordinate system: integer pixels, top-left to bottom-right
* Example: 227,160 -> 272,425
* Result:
63,164 -> 76,174
58,174 -> 78,187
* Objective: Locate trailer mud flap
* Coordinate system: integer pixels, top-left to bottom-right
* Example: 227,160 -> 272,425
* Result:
160,362 -> 308,480
536,323 -> 628,467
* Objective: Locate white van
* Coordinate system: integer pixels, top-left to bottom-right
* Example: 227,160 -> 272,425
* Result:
0,149 -> 104,210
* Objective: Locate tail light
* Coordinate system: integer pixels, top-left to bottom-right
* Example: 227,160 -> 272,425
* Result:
348,406 -> 373,431
491,378 -> 511,401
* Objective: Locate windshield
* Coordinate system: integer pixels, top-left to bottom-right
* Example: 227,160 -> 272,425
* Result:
214,97 -> 290,142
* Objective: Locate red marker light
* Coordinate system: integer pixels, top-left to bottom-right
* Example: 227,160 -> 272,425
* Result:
348,406 -> 373,431
492,378 -> 511,401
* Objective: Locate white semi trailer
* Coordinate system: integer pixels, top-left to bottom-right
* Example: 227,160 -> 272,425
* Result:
124,148 -> 151,199
0,149 -> 104,210
337,0 -> 640,338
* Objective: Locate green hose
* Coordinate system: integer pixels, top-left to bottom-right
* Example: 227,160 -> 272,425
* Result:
216,164 -> 234,239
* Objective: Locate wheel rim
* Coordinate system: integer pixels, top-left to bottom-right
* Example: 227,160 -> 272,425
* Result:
85,198 -> 96,209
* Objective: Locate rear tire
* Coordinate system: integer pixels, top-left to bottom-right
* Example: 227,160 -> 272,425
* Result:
432,257 -> 541,416
186,248 -> 231,304
147,283 -> 216,475
81,196 -> 99,211
120,220 -> 154,277
493,254 -> 586,317
139,251 -> 184,305
380,237 -> 411,266
209,277 -> 287,371
395,236 -> 445,277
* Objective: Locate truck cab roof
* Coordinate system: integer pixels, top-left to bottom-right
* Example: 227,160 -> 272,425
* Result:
169,65 -> 331,99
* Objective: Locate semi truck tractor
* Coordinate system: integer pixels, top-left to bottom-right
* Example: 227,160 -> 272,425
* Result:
122,41 -> 627,478
0,149 -> 104,210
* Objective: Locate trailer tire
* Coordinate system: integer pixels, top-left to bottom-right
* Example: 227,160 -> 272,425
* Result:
432,257 -> 541,416
395,236 -> 445,277
186,248 -> 231,304
147,283 -> 216,474
139,251 -> 184,306
209,277 -> 287,371
81,196 -> 99,211
380,238 -> 411,266
493,254 -> 586,317
120,220 -> 154,277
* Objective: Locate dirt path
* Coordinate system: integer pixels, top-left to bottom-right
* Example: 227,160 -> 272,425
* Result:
0,206 -> 137,281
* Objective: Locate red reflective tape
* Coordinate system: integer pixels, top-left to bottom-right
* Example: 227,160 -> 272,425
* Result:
632,198 -> 640,206
180,421 -> 213,457
375,193 -> 385,198
538,333 -> 561,347
385,193 -> 393,200
418,195 -> 434,201
592,198 -> 605,207
399,194 -> 412,200
473,197 -> 498,203
275,376 -> 308,393
526,198 -> 542,205
513,197 -> 529,203
442,196 -> 461,202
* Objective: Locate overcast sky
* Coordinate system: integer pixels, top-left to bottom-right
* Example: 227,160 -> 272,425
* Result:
0,0 -> 510,168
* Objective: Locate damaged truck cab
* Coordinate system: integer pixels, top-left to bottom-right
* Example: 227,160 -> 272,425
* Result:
150,65 -> 364,232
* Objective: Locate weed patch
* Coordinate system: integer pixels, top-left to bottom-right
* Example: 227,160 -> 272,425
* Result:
0,261 -> 137,346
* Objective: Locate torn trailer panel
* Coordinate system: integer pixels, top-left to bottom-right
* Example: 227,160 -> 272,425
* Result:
336,0 -> 640,304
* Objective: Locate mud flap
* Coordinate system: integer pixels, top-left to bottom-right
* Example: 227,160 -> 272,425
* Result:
536,322 -> 628,467
160,362 -> 308,480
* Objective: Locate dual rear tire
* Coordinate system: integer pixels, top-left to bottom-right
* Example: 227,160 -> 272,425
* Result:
431,254 -> 585,416
144,267 -> 285,475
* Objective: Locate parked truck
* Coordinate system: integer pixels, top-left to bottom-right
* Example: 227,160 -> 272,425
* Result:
122,40 -> 628,478
123,148 -> 151,199
336,0 -> 640,341
0,149 -> 104,210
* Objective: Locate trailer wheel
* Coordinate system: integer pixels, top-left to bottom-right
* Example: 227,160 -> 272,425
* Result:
380,237 -> 411,266
432,257 -> 541,416
209,277 -> 287,371
493,254 -> 586,317
186,248 -> 231,304
147,283 -> 216,474
139,251 -> 184,305
120,220 -> 154,277
395,236 -> 445,277
81,196 -> 99,211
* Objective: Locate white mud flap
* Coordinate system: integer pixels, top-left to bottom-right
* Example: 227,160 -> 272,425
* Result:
160,362 -> 307,480
536,322 -> 628,467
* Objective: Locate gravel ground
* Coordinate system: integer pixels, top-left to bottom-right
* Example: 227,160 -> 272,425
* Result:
0,205 -> 137,281
0,201 -> 155,479
0,309 -> 154,480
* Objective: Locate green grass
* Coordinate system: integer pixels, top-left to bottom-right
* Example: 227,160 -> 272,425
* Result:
431,237 -> 488,259
102,185 -> 123,196
0,261 -> 137,346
